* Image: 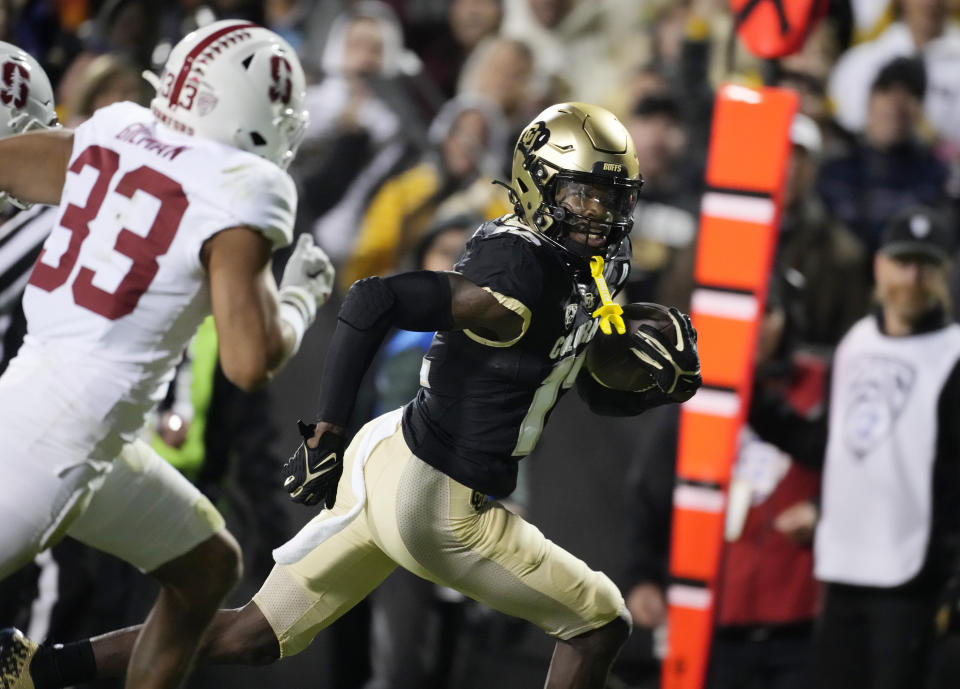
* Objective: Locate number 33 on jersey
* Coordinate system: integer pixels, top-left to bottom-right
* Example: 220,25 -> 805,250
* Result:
24,100 -> 295,366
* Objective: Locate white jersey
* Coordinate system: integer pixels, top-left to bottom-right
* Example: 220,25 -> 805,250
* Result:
815,315 -> 960,587
12,101 -> 295,464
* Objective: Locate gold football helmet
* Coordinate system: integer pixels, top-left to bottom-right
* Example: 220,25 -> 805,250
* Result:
507,102 -> 642,262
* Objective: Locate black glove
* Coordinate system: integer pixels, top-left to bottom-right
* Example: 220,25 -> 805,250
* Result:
281,421 -> 345,508
630,307 -> 702,402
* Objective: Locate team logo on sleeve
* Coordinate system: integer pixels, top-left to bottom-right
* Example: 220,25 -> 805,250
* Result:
0,60 -> 29,109
269,55 -> 292,105
843,355 -> 915,459
470,490 -> 488,512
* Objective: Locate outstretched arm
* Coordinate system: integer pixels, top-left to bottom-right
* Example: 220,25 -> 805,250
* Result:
0,129 -> 73,205
282,270 -> 521,507
314,270 -> 521,433
205,227 -> 290,391
204,229 -> 333,391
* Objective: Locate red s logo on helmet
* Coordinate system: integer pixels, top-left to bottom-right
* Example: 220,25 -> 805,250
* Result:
0,61 -> 29,109
268,55 -> 292,105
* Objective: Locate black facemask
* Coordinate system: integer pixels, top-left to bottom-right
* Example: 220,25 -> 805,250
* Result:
544,177 -> 639,259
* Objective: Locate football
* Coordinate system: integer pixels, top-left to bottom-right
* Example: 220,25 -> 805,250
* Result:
585,302 -> 678,392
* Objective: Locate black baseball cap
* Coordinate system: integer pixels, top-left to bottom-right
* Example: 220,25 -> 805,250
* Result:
631,93 -> 681,120
879,205 -> 954,263
871,56 -> 927,100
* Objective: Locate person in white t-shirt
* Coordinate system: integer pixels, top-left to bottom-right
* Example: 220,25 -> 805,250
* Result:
0,22 -> 334,689
828,0 -> 960,147
813,205 -> 960,688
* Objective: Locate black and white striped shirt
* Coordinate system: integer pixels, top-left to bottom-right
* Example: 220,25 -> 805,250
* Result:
0,204 -> 56,365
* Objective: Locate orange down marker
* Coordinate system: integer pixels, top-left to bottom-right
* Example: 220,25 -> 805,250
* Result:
660,85 -> 797,689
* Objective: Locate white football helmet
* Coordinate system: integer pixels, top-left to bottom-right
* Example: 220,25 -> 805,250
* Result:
0,41 -> 56,137
0,42 -> 57,209
145,20 -> 309,169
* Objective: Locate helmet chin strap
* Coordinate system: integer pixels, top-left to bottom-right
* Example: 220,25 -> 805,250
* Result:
491,179 -> 525,218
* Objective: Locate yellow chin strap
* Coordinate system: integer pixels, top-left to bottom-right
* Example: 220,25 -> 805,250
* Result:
589,256 -> 625,335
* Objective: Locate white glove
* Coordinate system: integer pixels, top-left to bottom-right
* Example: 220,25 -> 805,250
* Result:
280,233 -> 335,322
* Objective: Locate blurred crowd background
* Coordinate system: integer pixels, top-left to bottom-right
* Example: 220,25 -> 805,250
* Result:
2,0 -> 960,688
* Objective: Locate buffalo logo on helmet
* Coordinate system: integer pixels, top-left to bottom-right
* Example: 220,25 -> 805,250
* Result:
0,60 -> 29,109
520,120 -> 550,153
507,103 -> 643,265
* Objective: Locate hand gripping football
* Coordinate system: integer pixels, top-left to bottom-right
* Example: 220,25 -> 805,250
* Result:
585,302 -> 678,392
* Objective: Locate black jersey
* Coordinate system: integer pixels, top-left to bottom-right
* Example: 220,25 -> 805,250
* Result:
401,216 -> 630,497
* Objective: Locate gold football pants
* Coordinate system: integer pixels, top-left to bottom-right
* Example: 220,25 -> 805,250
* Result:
253,410 -> 626,657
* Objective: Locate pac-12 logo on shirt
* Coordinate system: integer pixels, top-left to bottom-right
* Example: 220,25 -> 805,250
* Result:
269,55 -> 292,105
842,355 -> 915,459
0,60 -> 29,109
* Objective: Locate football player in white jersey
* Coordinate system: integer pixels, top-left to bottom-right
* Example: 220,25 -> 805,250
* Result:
0,23 -> 333,689
0,40 -> 59,346
0,40 -> 58,210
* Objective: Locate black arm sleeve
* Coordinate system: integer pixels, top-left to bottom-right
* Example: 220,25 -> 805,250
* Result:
315,271 -> 453,426
932,358 -> 960,578
575,368 -> 675,417
747,375 -> 829,469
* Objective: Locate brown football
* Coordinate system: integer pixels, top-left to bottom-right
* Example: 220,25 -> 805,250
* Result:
585,302 -> 677,392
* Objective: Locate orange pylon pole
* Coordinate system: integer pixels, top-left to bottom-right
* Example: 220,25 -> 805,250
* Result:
660,85 -> 797,689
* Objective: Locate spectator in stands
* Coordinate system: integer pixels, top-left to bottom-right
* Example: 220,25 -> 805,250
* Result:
849,0 -> 897,44
61,53 -> 150,126
264,0 -> 312,54
656,112 -> 868,347
500,0 -> 652,110
457,36 -> 540,137
623,63 -> 671,113
818,56 -> 949,255
409,0 -> 503,101
341,95 -> 510,289
771,18 -> 852,157
299,1 -> 418,267
813,205 -> 960,689
829,0 -> 960,149
776,114 -> 871,348
625,271 -> 828,689
772,65 -> 853,158
90,0 -> 162,70
623,92 -> 700,305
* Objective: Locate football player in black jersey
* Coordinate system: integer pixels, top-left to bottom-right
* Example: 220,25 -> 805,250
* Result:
10,103 -> 700,689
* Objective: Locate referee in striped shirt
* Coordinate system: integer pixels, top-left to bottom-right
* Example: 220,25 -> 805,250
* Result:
0,203 -> 57,372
